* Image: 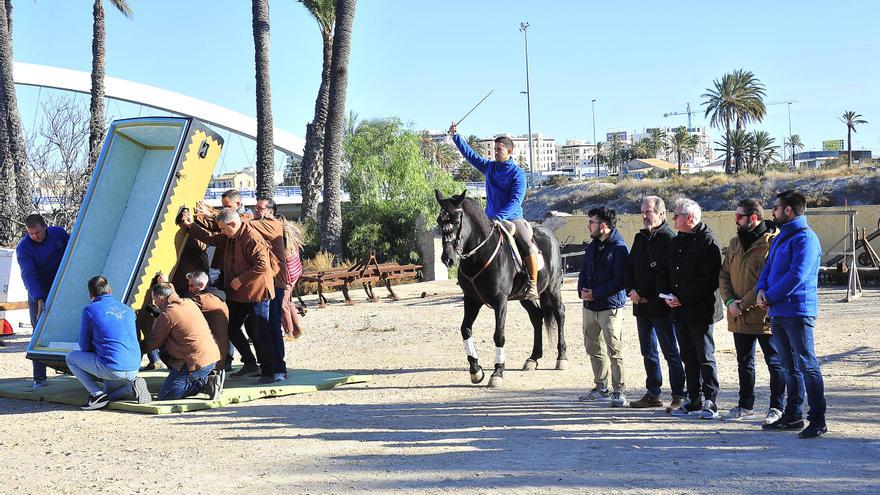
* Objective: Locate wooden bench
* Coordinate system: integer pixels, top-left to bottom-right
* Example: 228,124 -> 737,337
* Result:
296,254 -> 422,308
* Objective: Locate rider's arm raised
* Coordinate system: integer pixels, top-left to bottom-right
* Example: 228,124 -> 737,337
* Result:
452,133 -> 490,175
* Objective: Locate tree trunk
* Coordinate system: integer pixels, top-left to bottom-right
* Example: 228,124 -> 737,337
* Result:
0,0 -> 28,245
87,0 -> 106,174
319,0 -> 356,260
723,123 -> 731,175
299,30 -> 333,222
252,0 -> 275,198
847,127 -> 852,169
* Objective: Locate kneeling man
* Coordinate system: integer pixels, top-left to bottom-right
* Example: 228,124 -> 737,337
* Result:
143,283 -> 224,400
66,276 -> 151,410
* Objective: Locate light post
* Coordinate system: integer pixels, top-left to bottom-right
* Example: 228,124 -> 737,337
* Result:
787,102 -> 795,170
591,98 -> 598,178
520,22 -> 534,189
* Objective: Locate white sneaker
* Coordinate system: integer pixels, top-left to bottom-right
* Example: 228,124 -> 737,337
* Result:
699,399 -> 721,420
764,408 -> 783,425
724,405 -> 755,420
609,391 -> 628,407
578,388 -> 611,401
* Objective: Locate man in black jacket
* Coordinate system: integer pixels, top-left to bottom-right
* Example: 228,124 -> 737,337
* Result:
660,198 -> 723,420
625,196 -> 685,412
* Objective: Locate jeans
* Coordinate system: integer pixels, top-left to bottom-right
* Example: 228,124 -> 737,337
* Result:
267,287 -> 288,373
158,362 -> 215,400
674,321 -> 719,403
582,308 -> 625,392
28,299 -> 47,382
771,316 -> 826,423
65,350 -> 138,400
636,316 -> 685,398
146,349 -> 161,365
227,300 -> 274,376
733,333 -> 786,411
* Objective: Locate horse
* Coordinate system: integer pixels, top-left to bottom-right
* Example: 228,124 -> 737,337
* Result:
435,189 -> 568,387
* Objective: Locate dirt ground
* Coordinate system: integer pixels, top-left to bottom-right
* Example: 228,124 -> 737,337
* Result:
1,279 -> 878,494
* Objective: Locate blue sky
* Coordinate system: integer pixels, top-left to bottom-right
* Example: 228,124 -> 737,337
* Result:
10,0 -> 880,174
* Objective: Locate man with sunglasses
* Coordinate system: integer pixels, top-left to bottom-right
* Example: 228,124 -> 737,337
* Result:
756,190 -> 827,439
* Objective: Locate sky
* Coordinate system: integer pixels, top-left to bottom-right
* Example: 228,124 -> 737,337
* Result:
9,0 -> 880,175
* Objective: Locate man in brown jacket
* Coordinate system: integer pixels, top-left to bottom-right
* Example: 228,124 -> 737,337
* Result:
186,271 -> 230,371
143,283 -> 223,400
719,199 -> 786,424
183,207 -> 279,384
249,198 -> 288,378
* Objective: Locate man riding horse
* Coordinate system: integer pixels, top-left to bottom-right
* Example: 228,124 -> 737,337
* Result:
449,123 -> 541,302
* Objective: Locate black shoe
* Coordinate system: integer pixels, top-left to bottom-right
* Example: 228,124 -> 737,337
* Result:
81,392 -> 110,410
231,362 -> 260,377
204,374 -> 224,401
132,377 -> 152,404
256,375 -> 276,385
762,416 -> 805,431
798,422 -> 828,439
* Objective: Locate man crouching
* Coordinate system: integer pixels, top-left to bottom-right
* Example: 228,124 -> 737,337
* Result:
142,283 -> 224,400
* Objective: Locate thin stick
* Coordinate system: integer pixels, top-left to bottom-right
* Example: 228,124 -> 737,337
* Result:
455,90 -> 494,127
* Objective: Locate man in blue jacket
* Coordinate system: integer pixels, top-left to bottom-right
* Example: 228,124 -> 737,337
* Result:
16,214 -> 69,388
577,207 -> 629,407
756,190 -> 827,438
65,276 -> 150,410
449,123 -> 540,301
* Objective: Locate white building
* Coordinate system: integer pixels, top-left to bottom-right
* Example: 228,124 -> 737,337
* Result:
478,133 -> 557,172
556,140 -> 598,177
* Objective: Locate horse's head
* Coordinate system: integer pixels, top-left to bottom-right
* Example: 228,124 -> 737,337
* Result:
435,189 -> 469,268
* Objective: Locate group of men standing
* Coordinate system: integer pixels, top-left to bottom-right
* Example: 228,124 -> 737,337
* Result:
577,190 -> 828,439
16,188 -> 305,410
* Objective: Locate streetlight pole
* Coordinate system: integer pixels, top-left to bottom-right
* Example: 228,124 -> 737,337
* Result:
520,22 -> 534,189
787,102 -> 795,170
591,99 -> 598,178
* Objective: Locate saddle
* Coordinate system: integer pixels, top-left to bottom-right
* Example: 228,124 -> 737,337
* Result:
494,220 -> 545,273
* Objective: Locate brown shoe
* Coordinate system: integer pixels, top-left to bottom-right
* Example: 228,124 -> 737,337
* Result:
630,392 -> 663,408
525,280 -> 540,303
665,396 -> 684,414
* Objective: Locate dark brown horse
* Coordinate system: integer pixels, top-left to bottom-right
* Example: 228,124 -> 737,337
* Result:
435,190 -> 568,387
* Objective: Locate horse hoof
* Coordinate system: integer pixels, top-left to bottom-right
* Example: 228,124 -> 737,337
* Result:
555,359 -> 570,370
470,368 -> 485,384
522,359 -> 538,371
487,375 -> 503,388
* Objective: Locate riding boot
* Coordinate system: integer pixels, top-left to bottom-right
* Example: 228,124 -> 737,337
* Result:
524,253 -> 540,302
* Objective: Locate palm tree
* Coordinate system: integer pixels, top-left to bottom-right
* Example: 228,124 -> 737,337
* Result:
748,130 -> 777,174
634,138 -> 653,159
252,0 -> 275,198
319,0 -> 356,259
783,134 -> 803,169
841,111 -> 867,169
702,69 -> 766,174
608,134 -> 623,174
298,0 -> 334,221
0,0 -> 28,245
88,1 -> 132,173
669,126 -> 698,175
648,127 -> 667,159
592,141 -> 605,178
714,129 -> 751,175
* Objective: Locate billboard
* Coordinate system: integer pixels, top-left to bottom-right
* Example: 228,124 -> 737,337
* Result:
822,139 -> 844,151
606,131 -> 628,142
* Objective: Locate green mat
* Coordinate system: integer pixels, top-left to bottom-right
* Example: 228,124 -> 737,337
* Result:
0,367 -> 371,414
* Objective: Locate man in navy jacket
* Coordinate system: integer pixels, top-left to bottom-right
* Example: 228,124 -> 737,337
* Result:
16,214 -> 68,388
577,207 -> 629,407
757,190 -> 827,438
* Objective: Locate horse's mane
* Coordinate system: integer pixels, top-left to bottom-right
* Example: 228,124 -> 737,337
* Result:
460,196 -> 492,232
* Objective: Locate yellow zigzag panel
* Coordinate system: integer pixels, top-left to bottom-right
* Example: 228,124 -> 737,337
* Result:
127,130 -> 222,309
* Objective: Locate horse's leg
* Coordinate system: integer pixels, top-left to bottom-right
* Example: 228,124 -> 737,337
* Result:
487,300 -> 507,387
460,295 -> 484,384
552,289 -> 569,370
520,300 -> 544,371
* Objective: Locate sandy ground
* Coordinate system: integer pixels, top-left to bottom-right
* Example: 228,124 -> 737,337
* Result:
1,278 -> 878,494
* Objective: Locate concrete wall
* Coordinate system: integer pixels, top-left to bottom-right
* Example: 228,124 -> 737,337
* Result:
544,205 -> 880,265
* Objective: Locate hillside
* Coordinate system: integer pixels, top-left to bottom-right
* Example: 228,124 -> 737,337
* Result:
523,170 -> 880,219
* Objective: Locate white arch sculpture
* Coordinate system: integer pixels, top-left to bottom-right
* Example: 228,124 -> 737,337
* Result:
13,61 -> 305,157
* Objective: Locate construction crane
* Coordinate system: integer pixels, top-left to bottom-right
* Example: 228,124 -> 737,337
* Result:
663,102 -> 696,129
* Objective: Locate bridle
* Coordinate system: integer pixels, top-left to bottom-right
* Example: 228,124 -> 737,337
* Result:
438,207 -> 505,307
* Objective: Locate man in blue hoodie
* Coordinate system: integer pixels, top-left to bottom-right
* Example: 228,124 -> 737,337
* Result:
577,207 -> 629,407
756,190 -> 826,439
449,123 -> 540,301
65,276 -> 150,410
16,214 -> 69,388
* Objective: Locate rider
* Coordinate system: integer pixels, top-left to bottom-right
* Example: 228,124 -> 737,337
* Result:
449,123 -> 540,301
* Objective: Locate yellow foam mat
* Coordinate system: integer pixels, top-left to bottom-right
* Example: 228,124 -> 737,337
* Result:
0,367 -> 370,414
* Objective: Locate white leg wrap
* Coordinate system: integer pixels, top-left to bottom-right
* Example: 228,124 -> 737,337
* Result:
463,338 -> 478,359
495,347 -> 505,364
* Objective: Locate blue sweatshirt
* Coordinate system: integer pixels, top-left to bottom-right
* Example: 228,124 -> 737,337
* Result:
452,134 -> 526,220
79,294 -> 142,372
756,214 -> 821,318
16,226 -> 69,302
577,228 -> 629,311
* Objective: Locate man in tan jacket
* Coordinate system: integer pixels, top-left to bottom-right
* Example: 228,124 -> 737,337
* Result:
143,283 -> 223,400
718,199 -> 786,424
249,198 -> 288,378
186,271 -> 230,371
183,207 -> 279,384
